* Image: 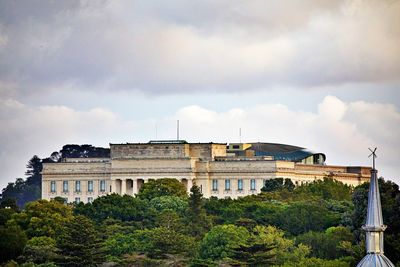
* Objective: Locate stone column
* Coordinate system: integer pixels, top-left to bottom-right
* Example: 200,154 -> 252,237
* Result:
132,179 -> 138,196
187,179 -> 193,193
121,179 -> 127,195
111,180 -> 116,194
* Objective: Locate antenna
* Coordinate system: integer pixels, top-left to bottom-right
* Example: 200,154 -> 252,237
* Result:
368,147 -> 377,170
155,123 -> 158,140
239,127 -> 242,143
177,120 -> 180,140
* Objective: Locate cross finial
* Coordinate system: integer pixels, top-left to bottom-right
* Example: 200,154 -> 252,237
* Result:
368,147 -> 377,170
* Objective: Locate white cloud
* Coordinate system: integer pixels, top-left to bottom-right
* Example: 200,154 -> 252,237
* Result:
1,95 -> 399,189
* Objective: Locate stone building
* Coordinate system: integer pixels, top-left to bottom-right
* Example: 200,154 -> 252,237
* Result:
41,140 -> 370,203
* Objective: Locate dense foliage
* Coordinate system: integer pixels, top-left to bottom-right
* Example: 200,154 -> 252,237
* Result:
1,177 -> 399,267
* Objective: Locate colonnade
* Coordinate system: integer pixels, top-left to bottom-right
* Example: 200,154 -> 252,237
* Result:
111,178 -> 193,196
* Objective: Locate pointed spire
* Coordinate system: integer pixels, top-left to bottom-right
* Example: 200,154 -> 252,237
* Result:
365,168 -> 384,228
357,148 -> 394,267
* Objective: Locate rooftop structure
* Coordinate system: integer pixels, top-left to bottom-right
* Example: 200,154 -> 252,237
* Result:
227,142 -> 326,164
357,148 -> 394,267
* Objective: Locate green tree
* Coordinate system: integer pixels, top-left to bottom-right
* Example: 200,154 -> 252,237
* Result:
199,224 -> 250,260
25,155 -> 42,187
104,233 -> 137,258
10,199 -> 73,238
295,226 -> 353,259
261,178 -> 285,192
19,236 -> 59,264
149,195 -> 188,215
295,178 -> 353,201
0,156 -> 43,208
0,201 -> 18,226
0,198 -> 19,211
261,178 -> 295,193
0,224 -> 27,263
277,201 -> 341,235
230,237 -> 276,266
155,209 -> 185,232
186,185 -> 212,238
57,215 -> 104,267
279,257 -> 352,267
74,194 -> 153,226
133,227 -> 196,259
137,178 -> 188,200
252,225 -> 310,266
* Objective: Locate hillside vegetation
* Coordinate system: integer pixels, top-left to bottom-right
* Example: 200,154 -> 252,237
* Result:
1,177 -> 400,267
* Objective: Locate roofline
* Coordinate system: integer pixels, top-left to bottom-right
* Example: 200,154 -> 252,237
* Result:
109,142 -> 227,145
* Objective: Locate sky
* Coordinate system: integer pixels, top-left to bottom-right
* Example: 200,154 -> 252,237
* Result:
0,0 -> 399,189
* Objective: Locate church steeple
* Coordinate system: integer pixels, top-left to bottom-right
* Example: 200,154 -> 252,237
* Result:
356,148 -> 394,267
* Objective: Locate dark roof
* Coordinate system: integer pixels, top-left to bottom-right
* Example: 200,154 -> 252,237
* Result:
249,142 -> 304,153
248,142 -> 326,163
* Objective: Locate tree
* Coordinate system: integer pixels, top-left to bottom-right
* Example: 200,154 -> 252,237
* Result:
104,233 -> 138,258
74,194 -> 153,226
137,178 -> 188,200
0,198 -> 19,211
57,215 -> 104,267
277,201 -> 341,235
133,227 -> 196,259
19,236 -> 59,264
0,199 -> 19,226
185,185 -> 212,238
0,156 -> 43,208
199,224 -> 250,260
149,195 -> 188,215
155,209 -> 185,232
295,178 -> 353,201
10,199 -> 73,238
295,226 -> 353,259
59,144 -> 110,159
261,178 -> 284,192
0,224 -> 27,263
261,178 -> 295,193
251,225 -> 310,266
25,155 -> 42,186
230,237 -> 276,266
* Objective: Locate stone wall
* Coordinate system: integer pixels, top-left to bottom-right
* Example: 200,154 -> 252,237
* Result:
111,143 -> 190,159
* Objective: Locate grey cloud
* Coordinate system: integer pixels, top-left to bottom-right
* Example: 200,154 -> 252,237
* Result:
0,0 -> 399,96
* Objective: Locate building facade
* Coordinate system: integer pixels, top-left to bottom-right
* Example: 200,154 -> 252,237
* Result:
42,141 -> 371,203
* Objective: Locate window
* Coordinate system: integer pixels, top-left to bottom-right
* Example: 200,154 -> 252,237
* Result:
87,197 -> 93,203
238,179 -> 243,191
50,181 -> 56,193
75,197 -> 80,204
75,181 -> 81,192
100,180 -> 106,192
88,181 -> 93,192
225,179 -> 231,191
63,181 -> 68,192
250,179 -> 256,191
232,145 -> 240,149
212,179 -> 218,191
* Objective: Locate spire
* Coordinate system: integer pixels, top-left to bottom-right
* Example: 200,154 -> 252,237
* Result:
365,148 -> 383,227
357,148 -> 394,267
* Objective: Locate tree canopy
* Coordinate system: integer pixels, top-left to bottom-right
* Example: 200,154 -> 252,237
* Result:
1,177 -> 400,266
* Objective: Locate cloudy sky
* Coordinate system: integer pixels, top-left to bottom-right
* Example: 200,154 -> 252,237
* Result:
0,0 -> 399,189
